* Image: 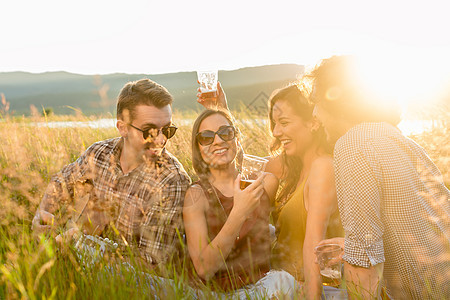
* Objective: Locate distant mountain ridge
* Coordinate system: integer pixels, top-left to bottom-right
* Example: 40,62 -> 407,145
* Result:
0,64 -> 304,115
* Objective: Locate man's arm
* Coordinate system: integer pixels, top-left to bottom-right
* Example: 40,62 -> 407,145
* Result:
32,175 -> 72,236
314,237 -> 383,298
32,148 -> 93,236
334,141 -> 385,299
345,262 -> 384,299
32,207 -> 56,235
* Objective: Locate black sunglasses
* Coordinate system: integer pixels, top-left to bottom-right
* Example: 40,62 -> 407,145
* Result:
196,125 -> 236,146
129,123 -> 178,140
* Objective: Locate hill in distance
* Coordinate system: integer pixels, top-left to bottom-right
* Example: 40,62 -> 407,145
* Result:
0,64 -> 304,116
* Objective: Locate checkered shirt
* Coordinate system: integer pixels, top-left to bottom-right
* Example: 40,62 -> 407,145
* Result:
333,122 -> 450,299
40,137 -> 191,266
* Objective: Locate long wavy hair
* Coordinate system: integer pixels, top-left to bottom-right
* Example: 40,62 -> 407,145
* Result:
268,84 -> 331,204
191,109 -> 242,183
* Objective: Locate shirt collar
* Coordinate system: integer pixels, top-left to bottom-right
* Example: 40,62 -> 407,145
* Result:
112,137 -> 169,172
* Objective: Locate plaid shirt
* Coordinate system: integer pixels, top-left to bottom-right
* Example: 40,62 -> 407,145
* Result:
40,137 -> 191,266
334,122 -> 450,299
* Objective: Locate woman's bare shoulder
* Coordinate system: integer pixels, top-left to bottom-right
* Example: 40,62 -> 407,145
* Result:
184,184 -> 208,208
263,171 -> 279,190
310,155 -> 334,173
307,155 -> 335,189
265,155 -> 284,179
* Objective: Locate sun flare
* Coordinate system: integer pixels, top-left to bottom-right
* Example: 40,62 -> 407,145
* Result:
355,54 -> 449,118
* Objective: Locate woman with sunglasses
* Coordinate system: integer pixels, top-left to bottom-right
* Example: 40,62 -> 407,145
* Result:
198,84 -> 345,299
183,108 -> 297,298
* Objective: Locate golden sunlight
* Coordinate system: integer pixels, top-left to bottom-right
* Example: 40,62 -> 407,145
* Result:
354,53 -> 450,134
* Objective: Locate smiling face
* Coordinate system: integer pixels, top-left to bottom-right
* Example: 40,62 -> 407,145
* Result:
119,104 -> 172,161
271,99 -> 314,157
197,113 -> 238,169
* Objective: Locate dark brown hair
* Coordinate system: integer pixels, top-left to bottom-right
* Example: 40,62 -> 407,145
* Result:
268,84 -> 331,203
191,109 -> 241,180
116,78 -> 173,122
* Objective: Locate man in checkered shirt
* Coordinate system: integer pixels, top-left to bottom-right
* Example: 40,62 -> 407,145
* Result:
32,78 -> 191,270
309,56 -> 449,299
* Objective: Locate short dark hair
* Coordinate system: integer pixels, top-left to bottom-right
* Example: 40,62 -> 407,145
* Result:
116,79 -> 173,121
307,55 -> 401,126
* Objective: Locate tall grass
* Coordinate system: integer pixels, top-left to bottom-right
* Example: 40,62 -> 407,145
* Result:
0,108 -> 275,299
0,107 -> 448,299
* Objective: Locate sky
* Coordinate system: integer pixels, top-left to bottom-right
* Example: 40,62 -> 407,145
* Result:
1,0 -> 449,75
1,0 -> 450,112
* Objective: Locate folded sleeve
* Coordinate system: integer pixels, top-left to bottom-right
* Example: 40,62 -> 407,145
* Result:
334,142 -> 385,268
39,145 -> 95,214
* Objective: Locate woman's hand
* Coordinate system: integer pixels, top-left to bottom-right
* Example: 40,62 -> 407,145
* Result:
183,180 -> 261,280
314,237 -> 345,264
197,81 -> 229,110
230,173 -> 265,220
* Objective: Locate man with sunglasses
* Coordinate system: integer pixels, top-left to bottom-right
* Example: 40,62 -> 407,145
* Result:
32,78 -> 191,272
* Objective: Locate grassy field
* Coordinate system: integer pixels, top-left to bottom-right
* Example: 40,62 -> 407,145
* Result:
0,108 -> 448,299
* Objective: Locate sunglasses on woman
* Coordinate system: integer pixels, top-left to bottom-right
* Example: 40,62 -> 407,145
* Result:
129,123 -> 178,140
196,125 -> 236,146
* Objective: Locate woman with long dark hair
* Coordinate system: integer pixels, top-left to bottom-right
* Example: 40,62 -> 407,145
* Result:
198,83 -> 344,299
183,108 -> 297,298
266,84 -> 344,299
